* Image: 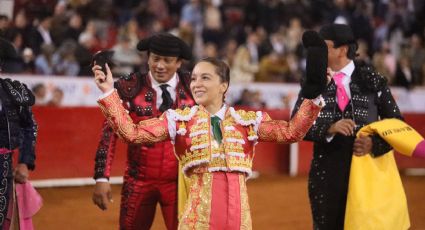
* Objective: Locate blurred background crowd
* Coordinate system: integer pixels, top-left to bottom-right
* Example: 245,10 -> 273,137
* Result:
1,0 -> 425,107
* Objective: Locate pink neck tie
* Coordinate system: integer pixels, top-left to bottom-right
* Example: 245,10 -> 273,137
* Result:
333,72 -> 349,111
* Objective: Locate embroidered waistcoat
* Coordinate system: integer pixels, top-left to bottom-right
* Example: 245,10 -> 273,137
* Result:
170,105 -> 264,177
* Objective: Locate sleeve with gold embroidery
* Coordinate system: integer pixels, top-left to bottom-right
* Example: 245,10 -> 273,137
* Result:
258,99 -> 321,143
97,90 -> 170,144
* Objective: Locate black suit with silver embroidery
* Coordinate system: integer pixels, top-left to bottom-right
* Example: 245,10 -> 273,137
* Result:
292,63 -> 402,230
0,78 -> 37,228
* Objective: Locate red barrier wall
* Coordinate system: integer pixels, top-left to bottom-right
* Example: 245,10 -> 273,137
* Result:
27,106 -> 425,180
29,107 -> 291,179
30,107 -> 127,179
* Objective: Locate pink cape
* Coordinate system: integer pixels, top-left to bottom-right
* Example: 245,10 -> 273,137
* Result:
5,182 -> 43,230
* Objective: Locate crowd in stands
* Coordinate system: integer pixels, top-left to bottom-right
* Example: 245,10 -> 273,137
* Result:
1,0 -> 425,91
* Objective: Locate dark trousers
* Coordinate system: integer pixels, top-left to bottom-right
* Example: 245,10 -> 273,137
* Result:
309,138 -> 353,230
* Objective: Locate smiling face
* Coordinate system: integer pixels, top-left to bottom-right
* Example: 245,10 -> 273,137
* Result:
190,61 -> 229,109
148,52 -> 182,83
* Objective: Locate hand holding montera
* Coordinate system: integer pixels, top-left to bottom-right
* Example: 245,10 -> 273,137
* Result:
92,50 -> 114,75
92,50 -> 115,93
93,63 -> 114,93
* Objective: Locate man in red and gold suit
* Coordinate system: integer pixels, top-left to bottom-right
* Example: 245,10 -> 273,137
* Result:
92,33 -> 195,230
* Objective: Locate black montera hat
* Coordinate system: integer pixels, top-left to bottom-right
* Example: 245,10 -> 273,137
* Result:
0,37 -> 17,61
137,33 -> 192,60
319,24 -> 356,47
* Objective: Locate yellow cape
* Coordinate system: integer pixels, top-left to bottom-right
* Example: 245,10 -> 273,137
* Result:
344,118 -> 423,230
178,163 -> 190,219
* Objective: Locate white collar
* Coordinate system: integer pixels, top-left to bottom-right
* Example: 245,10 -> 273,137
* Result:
338,60 -> 355,77
212,104 -> 227,120
149,72 -> 178,89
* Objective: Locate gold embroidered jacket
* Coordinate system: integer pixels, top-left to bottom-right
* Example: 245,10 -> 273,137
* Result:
98,90 -> 321,177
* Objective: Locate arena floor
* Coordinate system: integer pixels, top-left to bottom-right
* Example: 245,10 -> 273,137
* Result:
33,174 -> 425,230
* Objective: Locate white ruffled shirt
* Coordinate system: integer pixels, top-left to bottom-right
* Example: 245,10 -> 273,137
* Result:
166,104 -> 227,143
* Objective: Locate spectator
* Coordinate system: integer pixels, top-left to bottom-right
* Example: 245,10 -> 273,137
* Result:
231,30 -> 260,83
75,33 -> 96,77
50,0 -> 71,46
111,35 -> 142,76
269,32 -> 286,56
118,18 -> 139,49
29,10 -> 54,55
233,88 -> 252,107
112,0 -> 139,26
1,29 -> 26,73
250,90 -> 266,109
202,0 -> 223,46
373,41 -> 396,83
35,43 -> 56,75
64,12 -> 84,43
52,39 -> 80,76
286,17 -> 304,54
256,51 -> 290,82
351,2 -> 374,54
31,83 -> 47,105
4,28 -> 35,73
221,38 -> 238,68
180,0 -> 203,58
9,10 -> 33,49
286,52 -> 303,83
0,14 -> 10,36
202,42 -> 218,58
21,47 -> 35,73
180,0 -> 202,34
394,55 -> 414,89
407,34 -> 425,85
78,20 -> 102,53
46,87 -> 64,106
